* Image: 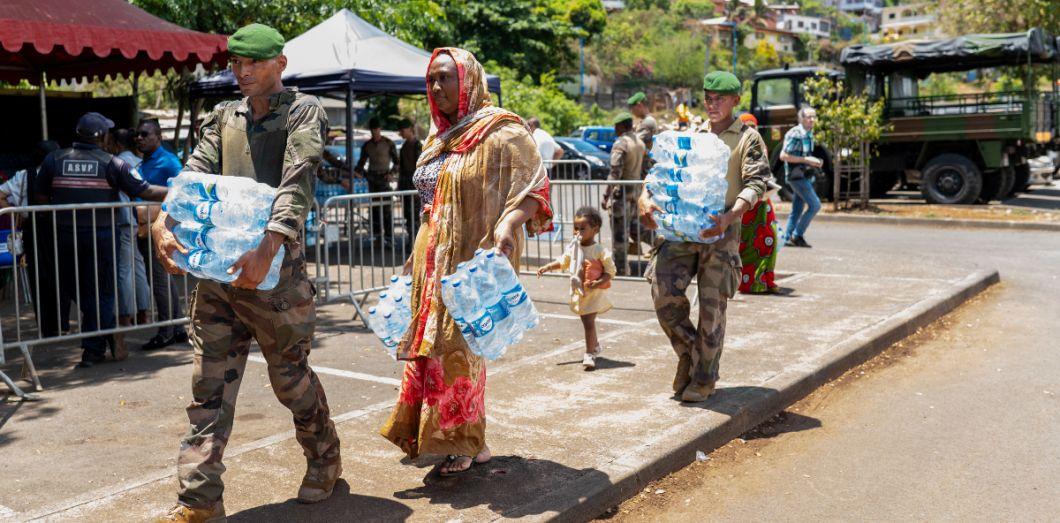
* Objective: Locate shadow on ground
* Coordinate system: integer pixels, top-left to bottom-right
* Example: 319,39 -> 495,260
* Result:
393,455 -> 612,518
229,480 -> 414,522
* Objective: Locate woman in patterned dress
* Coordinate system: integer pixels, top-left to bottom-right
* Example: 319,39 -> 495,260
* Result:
379,48 -> 553,475
737,113 -> 781,294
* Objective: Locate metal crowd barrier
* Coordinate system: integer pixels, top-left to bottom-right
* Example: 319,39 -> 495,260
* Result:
309,178 -> 650,329
521,179 -> 650,282
543,158 -> 595,181
0,201 -> 191,399
314,190 -> 422,327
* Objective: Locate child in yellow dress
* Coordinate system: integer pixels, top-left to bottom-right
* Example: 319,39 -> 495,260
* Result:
537,206 -> 616,370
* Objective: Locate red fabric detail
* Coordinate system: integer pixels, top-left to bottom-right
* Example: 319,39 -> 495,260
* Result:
0,0 -> 228,83
405,180 -> 446,359
526,177 -> 555,233
752,224 -> 775,258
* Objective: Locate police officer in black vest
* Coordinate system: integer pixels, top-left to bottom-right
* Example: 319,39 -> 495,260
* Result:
32,112 -> 167,367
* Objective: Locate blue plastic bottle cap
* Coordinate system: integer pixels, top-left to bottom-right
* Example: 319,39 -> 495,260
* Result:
369,307 -> 377,314
379,292 -> 388,298
468,267 -> 478,273
453,281 -> 463,288
390,275 -> 399,283
440,276 -> 449,284
485,252 -> 495,259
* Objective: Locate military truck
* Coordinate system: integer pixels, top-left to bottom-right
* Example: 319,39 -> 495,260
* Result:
750,29 -> 1060,204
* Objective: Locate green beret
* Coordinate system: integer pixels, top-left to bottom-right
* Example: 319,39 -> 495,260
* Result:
627,92 -> 646,106
612,111 -> 634,126
228,23 -> 285,60
703,71 -> 741,94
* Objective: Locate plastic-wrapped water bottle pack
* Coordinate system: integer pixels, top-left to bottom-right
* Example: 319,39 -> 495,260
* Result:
440,248 -> 540,360
645,131 -> 731,244
162,172 -> 285,290
367,275 -> 414,358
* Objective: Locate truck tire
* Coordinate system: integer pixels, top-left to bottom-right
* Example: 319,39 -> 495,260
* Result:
921,154 -> 982,205
1007,164 -> 1031,197
979,167 -> 1014,203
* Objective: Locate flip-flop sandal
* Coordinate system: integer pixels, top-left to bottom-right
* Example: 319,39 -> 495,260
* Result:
438,455 -> 490,477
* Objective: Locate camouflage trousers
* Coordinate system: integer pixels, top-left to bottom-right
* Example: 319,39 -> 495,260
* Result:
177,244 -> 340,507
646,222 -> 741,387
608,192 -> 641,276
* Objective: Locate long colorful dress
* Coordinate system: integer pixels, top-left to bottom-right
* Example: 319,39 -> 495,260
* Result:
738,198 -> 779,294
379,48 -> 553,459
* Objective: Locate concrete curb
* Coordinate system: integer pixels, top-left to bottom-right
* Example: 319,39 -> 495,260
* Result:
775,212 -> 1060,231
508,269 -> 1000,523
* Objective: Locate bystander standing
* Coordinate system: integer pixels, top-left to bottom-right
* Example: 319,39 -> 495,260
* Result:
135,119 -> 189,350
780,107 -> 823,248
355,117 -> 398,244
396,119 -> 422,237
33,113 -> 167,366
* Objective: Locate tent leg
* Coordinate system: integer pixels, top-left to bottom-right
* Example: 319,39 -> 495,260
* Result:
346,85 -> 354,189
39,71 -> 48,141
131,72 -> 140,125
184,99 -> 201,161
173,95 -> 185,151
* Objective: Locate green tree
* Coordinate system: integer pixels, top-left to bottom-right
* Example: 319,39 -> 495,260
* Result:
671,0 -> 715,19
560,0 -> 608,37
487,62 -> 589,135
937,0 -> 1060,35
802,74 -> 888,165
431,1 -> 600,80
625,0 -> 671,9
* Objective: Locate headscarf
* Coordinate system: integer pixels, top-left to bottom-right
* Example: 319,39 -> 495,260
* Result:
418,48 -> 525,165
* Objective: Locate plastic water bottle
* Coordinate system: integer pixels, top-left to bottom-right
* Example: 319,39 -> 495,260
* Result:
172,245 -> 286,290
484,250 -> 538,333
174,221 -> 264,254
368,306 -> 398,357
467,263 -> 514,345
652,192 -> 713,218
452,279 -> 501,358
168,172 -> 275,204
441,277 -> 481,354
163,198 -> 271,231
647,180 -> 709,202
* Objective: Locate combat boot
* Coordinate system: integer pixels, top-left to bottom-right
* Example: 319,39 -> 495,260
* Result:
680,381 -> 716,403
297,458 -> 342,504
672,354 -> 692,393
155,502 -> 226,523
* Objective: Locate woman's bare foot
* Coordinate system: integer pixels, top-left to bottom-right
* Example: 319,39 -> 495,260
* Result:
438,445 -> 491,475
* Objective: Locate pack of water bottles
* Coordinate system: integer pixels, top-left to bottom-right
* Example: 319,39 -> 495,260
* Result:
440,248 -> 540,360
162,172 -> 285,290
645,131 -> 731,244
367,275 -> 414,358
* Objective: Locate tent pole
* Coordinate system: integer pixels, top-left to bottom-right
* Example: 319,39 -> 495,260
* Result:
38,71 -> 48,141
131,72 -> 140,125
184,99 -> 201,161
346,84 -> 355,190
173,95 -> 185,151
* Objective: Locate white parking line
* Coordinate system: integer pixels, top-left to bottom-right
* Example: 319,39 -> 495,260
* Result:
538,312 -> 641,326
247,355 -> 401,386
24,318 -> 658,521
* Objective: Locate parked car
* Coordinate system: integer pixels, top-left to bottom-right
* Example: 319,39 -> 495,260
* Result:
572,126 -> 617,153
555,137 -> 609,179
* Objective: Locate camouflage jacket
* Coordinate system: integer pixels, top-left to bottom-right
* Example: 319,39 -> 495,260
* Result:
184,88 -> 326,241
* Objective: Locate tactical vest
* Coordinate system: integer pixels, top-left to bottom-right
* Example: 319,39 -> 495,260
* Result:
49,144 -> 123,230
217,100 -> 291,187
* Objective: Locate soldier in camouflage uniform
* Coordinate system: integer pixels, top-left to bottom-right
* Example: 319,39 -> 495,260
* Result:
639,71 -> 771,403
151,24 -> 340,523
602,112 -> 644,277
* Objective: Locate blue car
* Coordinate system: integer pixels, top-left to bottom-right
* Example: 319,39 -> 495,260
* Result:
573,126 -> 616,153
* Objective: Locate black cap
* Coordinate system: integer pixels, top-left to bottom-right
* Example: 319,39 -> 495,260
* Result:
397,118 -> 413,130
75,112 -> 115,139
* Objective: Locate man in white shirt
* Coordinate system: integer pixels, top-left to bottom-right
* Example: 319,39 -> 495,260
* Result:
528,117 -> 563,171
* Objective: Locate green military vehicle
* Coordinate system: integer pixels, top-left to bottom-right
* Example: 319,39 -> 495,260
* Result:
750,28 -> 1060,204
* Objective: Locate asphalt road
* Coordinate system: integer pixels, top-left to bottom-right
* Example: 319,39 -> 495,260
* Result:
603,220 -> 1060,521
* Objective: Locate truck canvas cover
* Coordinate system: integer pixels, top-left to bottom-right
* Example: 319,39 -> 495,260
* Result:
840,28 -> 1058,75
